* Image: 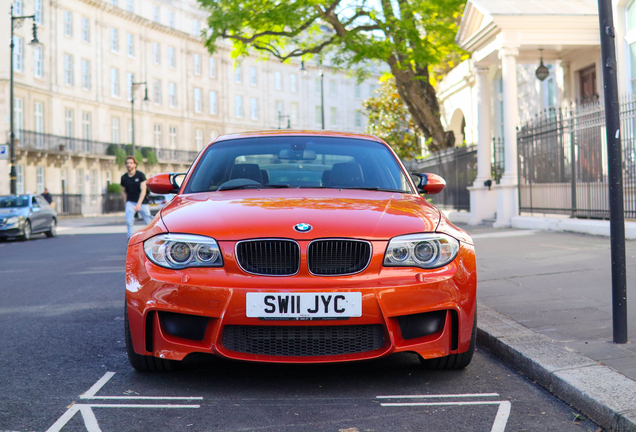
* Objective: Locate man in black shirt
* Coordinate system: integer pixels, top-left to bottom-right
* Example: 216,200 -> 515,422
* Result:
121,156 -> 153,238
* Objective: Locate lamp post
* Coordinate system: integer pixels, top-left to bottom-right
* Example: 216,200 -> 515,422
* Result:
130,81 -> 149,157
9,5 -> 39,195
300,59 -> 324,130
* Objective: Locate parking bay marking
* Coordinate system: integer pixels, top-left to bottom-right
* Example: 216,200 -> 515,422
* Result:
46,372 -> 202,432
378,394 -> 511,432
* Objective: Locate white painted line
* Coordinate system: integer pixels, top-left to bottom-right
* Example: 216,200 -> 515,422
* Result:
83,396 -> 203,400
377,393 -> 499,399
80,372 -> 115,398
83,403 -> 201,409
380,401 -> 504,407
471,230 -> 539,239
492,401 -> 512,432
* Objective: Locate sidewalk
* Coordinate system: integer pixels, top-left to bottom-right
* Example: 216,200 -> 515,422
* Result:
457,223 -> 636,431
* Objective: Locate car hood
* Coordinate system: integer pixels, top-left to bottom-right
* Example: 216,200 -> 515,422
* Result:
160,189 -> 440,241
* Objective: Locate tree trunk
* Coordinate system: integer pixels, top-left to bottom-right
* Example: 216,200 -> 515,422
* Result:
389,62 -> 455,152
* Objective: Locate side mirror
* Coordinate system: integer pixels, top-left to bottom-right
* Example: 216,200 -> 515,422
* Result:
147,172 -> 186,194
411,173 -> 446,195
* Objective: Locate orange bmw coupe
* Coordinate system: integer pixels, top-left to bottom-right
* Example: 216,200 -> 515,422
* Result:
125,131 -> 476,371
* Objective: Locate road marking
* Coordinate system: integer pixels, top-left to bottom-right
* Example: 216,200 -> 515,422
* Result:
47,372 -> 202,432
379,394 -> 511,432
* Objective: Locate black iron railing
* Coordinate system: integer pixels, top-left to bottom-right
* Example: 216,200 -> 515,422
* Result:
50,193 -> 125,215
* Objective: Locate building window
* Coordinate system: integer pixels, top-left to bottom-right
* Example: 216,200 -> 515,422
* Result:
111,0 -> 118,7
110,68 -> 119,97
126,34 -> 134,57
16,165 -> 24,194
36,166 -> 44,194
126,72 -> 133,100
275,100 -> 283,121
250,98 -> 258,120
194,88 -> 202,112
195,129 -> 203,151
13,37 -> 23,72
209,58 -> 216,78
110,28 -> 119,52
194,54 -> 201,75
355,110 -> 362,127
153,42 -> 160,64
235,63 -> 242,83
153,80 -> 162,104
330,107 -> 337,126
14,0 -> 23,16
626,0 -> 636,91
169,82 -> 177,107
64,54 -> 73,85
34,0 -> 43,24
14,98 -> 23,140
34,46 -> 43,78
79,17 -> 89,43
329,79 -> 337,97
315,106 -> 322,125
111,117 -> 120,144
64,11 -> 73,37
369,84 -> 377,95
250,66 -> 257,85
154,124 -> 162,148
235,95 -> 243,118
64,109 -> 74,138
81,59 -> 91,90
168,10 -> 175,28
290,74 -> 297,93
209,90 -> 217,115
166,47 -> 175,68
354,84 -> 361,98
82,112 -> 91,140
153,5 -> 159,23
290,102 -> 298,125
126,0 -> 134,13
34,102 -> 44,134
193,19 -> 199,36
169,126 -> 177,148
275,71 -> 282,90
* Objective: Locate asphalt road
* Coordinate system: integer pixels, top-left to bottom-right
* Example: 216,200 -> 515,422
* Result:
0,231 -> 601,431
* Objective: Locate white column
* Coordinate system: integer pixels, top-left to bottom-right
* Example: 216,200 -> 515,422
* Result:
493,47 -> 520,228
467,66 -> 496,225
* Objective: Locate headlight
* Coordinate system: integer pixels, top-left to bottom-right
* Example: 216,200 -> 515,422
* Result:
384,233 -> 459,269
6,217 -> 20,225
144,234 -> 223,269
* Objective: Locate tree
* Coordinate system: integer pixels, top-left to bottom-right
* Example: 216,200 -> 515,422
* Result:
363,74 -> 420,160
199,0 -> 467,151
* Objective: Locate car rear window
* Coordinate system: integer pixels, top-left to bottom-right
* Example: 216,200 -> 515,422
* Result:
184,136 -> 413,194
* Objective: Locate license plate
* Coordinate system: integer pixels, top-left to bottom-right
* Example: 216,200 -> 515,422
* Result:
246,292 -> 362,319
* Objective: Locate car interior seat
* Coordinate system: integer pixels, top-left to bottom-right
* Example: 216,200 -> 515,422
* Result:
328,162 -> 364,188
229,164 -> 263,184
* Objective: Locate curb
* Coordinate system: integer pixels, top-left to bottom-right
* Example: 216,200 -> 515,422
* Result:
476,303 -> 636,431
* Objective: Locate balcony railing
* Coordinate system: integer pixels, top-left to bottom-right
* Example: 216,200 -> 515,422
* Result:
8,130 -> 198,164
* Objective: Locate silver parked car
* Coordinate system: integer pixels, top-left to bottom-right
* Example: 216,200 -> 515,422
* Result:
0,194 -> 57,241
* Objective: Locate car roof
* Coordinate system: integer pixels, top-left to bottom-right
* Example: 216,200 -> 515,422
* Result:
213,130 -> 384,144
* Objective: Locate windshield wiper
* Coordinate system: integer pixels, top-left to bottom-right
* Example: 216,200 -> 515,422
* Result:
339,187 -> 409,193
216,184 -> 291,191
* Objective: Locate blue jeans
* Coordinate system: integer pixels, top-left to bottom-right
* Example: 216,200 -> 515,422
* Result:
126,201 -> 153,238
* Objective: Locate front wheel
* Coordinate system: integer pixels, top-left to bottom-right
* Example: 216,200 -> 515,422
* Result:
20,220 -> 32,241
124,306 -> 179,372
45,218 -> 57,238
420,309 -> 476,370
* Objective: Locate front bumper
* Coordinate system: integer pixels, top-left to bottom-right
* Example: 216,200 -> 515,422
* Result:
125,240 -> 476,363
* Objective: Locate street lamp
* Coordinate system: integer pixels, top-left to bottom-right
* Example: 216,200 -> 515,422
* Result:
300,59 -> 324,130
130,81 -> 149,157
9,4 -> 40,195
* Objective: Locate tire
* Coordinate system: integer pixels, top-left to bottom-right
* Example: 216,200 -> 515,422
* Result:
20,220 -> 31,241
124,305 -> 179,372
420,308 -> 477,370
45,218 -> 57,238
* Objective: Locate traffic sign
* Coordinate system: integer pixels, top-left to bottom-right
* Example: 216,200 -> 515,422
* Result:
0,144 -> 8,160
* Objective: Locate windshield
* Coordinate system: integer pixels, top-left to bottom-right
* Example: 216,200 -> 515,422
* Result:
0,196 -> 29,208
184,136 -> 413,194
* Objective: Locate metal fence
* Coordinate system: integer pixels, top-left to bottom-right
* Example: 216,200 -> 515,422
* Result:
517,97 -> 636,219
404,146 -> 477,211
50,194 -> 124,216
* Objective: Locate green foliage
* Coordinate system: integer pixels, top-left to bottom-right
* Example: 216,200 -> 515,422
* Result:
106,144 -> 120,156
114,148 -> 127,167
198,0 -> 468,150
107,183 -> 122,194
363,74 -> 420,160
142,147 -> 159,166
